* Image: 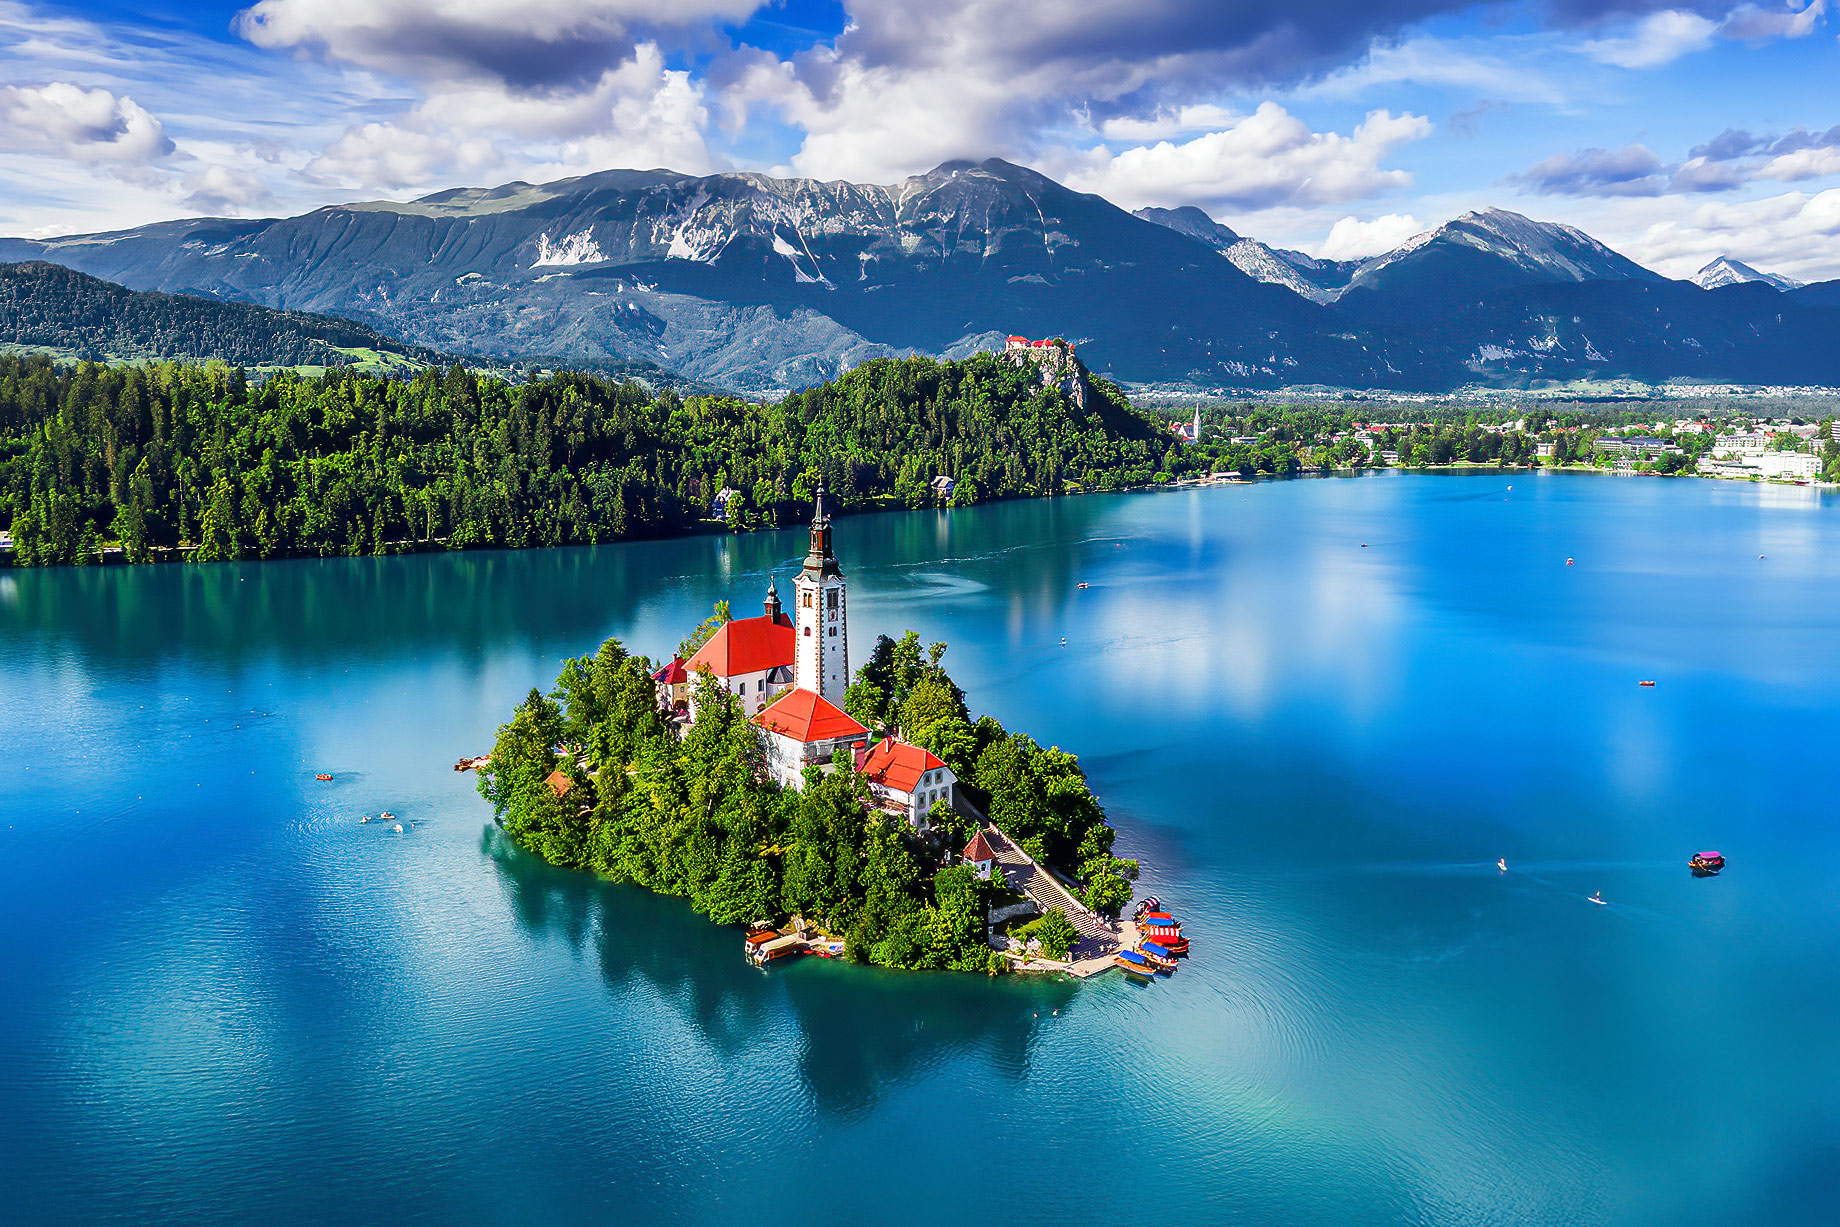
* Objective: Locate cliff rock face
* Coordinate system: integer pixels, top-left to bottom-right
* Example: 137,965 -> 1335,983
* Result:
1002,339 -> 1087,409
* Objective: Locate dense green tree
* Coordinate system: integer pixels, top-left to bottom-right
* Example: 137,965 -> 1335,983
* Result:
476,626 -> 1126,974
0,350 -> 1175,567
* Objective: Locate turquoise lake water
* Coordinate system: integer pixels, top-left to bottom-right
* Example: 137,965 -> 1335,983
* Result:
4,472 -> 1839,1225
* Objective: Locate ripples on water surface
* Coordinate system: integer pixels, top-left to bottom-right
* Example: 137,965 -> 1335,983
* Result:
4,473 -> 1839,1225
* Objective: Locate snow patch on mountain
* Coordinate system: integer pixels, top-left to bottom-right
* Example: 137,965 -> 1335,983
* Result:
1224,239 -> 1336,304
533,230 -> 606,267
1693,255 -> 1802,291
1352,208 -> 1656,290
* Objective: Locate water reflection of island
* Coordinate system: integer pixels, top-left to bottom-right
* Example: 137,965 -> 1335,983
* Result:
482,825 -> 1074,1114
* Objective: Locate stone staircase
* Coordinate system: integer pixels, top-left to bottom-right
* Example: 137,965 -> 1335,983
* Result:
979,823 -> 1121,961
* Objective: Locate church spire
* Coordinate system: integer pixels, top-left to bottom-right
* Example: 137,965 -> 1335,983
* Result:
764,575 -> 782,622
804,483 -> 839,577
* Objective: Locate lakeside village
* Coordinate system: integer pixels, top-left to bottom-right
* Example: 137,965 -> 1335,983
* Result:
1151,397 -> 1840,486
473,488 -> 1185,980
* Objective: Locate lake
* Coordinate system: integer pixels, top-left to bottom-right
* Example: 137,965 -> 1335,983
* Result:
4,472 -> 1838,1225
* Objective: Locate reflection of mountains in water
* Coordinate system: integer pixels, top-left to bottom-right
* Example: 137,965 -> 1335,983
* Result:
481,825 -> 1074,1115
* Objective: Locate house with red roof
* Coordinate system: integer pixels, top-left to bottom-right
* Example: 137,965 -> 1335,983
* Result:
650,655 -> 690,714
857,737 -> 957,829
754,687 -> 868,789
682,578 -> 794,716
962,829 -> 998,881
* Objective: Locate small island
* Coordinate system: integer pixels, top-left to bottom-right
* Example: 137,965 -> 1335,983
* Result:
478,489 -> 1147,974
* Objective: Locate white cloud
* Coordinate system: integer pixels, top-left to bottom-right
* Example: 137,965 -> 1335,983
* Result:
182,163 -> 277,213
1719,0 -> 1826,40
1317,212 -> 1423,260
1053,104 -> 1432,213
305,43 -> 713,189
1306,35 -> 1567,105
1579,2 -> 1825,70
1759,145 -> 1840,181
1626,187 -> 1840,280
1095,105 -> 1241,143
0,82 -> 172,163
1579,10 -> 1718,69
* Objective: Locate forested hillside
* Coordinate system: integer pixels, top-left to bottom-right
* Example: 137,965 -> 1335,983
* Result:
0,261 -> 445,369
0,350 -> 1176,565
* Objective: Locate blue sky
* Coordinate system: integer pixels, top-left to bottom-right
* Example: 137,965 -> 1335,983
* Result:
1,0 -> 1837,279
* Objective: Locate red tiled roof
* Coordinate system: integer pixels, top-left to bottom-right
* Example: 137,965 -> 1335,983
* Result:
861,738 -> 946,795
684,613 -> 793,678
964,830 -> 996,862
651,657 -> 688,684
545,770 -> 573,799
1007,335 -> 1029,343
753,687 -> 867,744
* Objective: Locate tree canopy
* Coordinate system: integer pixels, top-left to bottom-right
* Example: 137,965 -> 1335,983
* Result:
0,349 -> 1176,566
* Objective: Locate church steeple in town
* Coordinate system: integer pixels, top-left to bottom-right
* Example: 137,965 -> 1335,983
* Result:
764,575 -> 783,622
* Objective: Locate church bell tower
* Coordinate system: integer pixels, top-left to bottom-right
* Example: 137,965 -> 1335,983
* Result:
794,485 -> 848,704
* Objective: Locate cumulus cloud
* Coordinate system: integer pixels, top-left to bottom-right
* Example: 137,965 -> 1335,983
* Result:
1512,119 -> 1840,199
235,0 -> 767,86
1674,123 -> 1840,187
1579,10 -> 1718,66
305,44 -> 714,188
1317,212 -> 1424,260
1576,1 -> 1824,68
182,163 -> 277,214
1628,187 -> 1840,280
0,82 -> 173,163
1053,104 -> 1432,213
728,0 -> 1483,183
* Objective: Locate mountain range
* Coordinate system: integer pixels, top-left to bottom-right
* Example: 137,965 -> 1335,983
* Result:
2,158 -> 1832,392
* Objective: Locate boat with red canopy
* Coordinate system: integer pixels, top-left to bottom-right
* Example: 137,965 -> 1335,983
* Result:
1689,851 -> 1726,875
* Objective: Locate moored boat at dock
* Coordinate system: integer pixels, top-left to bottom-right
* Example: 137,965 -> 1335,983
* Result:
1114,948 -> 1156,977
744,930 -> 808,967
1137,940 -> 1178,971
1139,924 -> 1188,955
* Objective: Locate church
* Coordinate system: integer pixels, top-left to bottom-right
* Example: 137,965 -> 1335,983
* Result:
652,489 -> 958,824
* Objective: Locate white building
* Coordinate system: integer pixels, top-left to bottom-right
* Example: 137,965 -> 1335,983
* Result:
1715,432 -> 1768,456
754,687 -> 868,789
1756,451 -> 1820,480
857,738 -> 956,829
795,486 -> 850,706
682,578 -> 795,716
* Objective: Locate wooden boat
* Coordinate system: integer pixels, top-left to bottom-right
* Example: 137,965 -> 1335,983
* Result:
1140,928 -> 1188,955
1638,680 -> 1656,687
315,773 -> 333,781
1688,851 -> 1726,876
746,932 -> 806,967
1114,948 -> 1156,976
1077,582 -> 1090,589
1139,912 -> 1180,928
1137,941 -> 1178,971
